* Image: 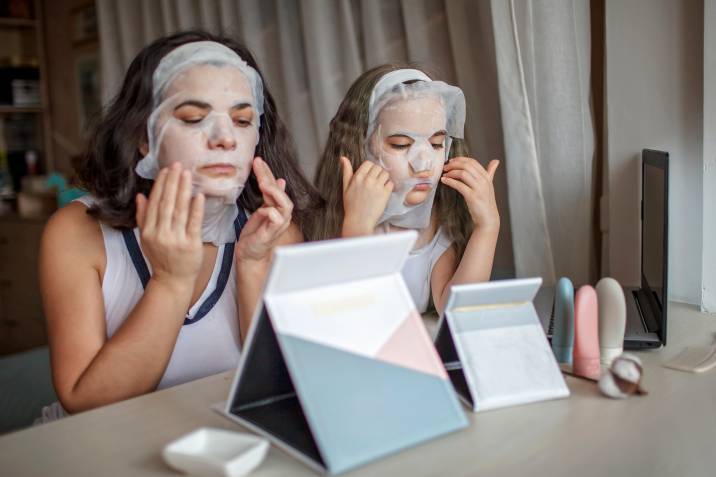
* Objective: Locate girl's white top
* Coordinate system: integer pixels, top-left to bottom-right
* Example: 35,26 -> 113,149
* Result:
401,226 -> 453,313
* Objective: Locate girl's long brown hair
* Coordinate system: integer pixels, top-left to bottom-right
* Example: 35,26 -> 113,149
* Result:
76,30 -> 321,232
311,64 -> 473,259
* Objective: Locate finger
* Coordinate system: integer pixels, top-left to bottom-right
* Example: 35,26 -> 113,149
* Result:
144,167 -> 168,231
252,156 -> 269,186
135,193 -> 147,230
441,176 -> 472,197
367,162 -> 384,180
257,175 -> 281,207
341,156 -> 354,193
386,180 -> 395,193
260,207 -> 286,237
354,161 -> 374,180
487,159 -> 500,181
444,156 -> 487,174
260,183 -> 293,219
277,178 -> 287,191
158,163 -> 182,232
173,170 -> 192,234
443,169 -> 480,190
186,193 -> 205,241
255,156 -> 278,186
379,169 -> 391,185
251,207 -> 284,242
444,159 -> 487,183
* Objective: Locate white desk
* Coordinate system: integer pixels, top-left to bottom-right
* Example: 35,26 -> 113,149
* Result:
1,302 -> 715,477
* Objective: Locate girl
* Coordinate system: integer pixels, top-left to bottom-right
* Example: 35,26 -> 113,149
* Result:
39,31 -> 319,415
313,65 -> 499,314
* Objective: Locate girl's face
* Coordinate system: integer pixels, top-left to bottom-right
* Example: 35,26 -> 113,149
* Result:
153,64 -> 259,199
369,94 -> 447,206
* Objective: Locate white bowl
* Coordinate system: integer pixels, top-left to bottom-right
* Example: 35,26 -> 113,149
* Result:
162,427 -> 269,477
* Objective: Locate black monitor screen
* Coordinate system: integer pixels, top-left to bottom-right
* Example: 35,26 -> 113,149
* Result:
642,152 -> 668,312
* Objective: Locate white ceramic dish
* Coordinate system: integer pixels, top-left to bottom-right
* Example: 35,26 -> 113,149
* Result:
162,427 -> 269,477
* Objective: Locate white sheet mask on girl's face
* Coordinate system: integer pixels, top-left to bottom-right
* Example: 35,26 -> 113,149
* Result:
134,41 -> 264,245
365,70 -> 465,230
367,96 -> 447,229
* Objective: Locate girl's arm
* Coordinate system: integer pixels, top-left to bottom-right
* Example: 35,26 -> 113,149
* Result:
431,158 -> 501,313
41,164 -> 205,413
235,157 -> 302,340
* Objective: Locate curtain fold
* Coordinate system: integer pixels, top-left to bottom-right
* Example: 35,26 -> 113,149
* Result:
490,0 -> 595,285
95,0 -> 598,282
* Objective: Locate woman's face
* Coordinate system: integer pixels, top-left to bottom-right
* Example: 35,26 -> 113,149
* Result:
153,64 -> 259,198
369,94 -> 447,206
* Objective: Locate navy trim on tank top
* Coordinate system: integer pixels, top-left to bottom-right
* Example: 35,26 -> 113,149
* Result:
121,208 -> 248,326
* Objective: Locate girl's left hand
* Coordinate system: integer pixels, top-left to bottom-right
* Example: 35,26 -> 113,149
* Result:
441,157 -> 500,230
235,157 -> 293,262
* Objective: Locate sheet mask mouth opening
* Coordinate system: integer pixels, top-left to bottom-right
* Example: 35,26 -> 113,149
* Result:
198,163 -> 239,177
414,178 -> 434,186
411,181 -> 434,191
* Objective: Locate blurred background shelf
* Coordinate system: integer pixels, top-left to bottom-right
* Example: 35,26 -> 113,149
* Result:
0,0 -> 54,356
0,17 -> 36,28
0,105 -> 43,113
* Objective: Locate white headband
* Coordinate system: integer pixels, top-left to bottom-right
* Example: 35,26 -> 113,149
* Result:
368,68 -> 432,114
152,40 -> 264,117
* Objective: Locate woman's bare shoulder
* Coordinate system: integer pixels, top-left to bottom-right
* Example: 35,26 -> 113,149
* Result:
42,201 -> 105,268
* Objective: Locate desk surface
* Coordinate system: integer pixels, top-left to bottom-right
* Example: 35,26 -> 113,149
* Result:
1,302 -> 715,477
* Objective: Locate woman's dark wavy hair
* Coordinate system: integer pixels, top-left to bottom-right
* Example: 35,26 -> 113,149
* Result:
76,30 -> 321,232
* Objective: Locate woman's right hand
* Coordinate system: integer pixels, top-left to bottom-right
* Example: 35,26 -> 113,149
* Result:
341,157 -> 393,237
135,162 -> 205,293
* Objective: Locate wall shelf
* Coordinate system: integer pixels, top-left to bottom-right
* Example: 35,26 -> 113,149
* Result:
0,17 -> 37,29
0,105 -> 43,114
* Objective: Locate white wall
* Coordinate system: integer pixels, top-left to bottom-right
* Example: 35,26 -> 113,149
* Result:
605,0 -> 704,304
703,0 -> 716,312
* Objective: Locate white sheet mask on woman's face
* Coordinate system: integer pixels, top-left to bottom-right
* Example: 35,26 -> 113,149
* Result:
149,83 -> 259,202
365,69 -> 465,230
134,41 -> 264,245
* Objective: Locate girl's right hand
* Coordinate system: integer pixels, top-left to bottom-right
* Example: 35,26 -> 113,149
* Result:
135,162 -> 205,293
341,157 -> 393,237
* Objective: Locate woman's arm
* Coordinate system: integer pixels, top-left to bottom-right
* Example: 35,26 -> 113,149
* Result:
42,165 -> 204,413
430,158 -> 501,314
235,157 -> 302,340
235,222 -> 302,340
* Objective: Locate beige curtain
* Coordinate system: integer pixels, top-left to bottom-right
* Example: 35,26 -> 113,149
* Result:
96,0 -> 597,283
491,0 -> 595,285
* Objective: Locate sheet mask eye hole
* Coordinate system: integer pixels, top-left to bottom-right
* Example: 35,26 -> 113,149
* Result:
233,118 -> 252,127
389,143 -> 410,151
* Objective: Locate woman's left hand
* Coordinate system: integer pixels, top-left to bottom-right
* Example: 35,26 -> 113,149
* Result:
441,157 -> 500,230
235,157 -> 293,262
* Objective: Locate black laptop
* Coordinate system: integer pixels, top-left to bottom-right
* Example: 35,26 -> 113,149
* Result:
535,149 -> 669,349
623,149 -> 669,349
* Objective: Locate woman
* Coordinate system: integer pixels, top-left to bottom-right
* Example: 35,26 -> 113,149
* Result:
39,31 -> 319,415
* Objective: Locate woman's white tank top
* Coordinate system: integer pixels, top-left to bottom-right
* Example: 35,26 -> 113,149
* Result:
75,195 -> 241,389
401,227 -> 453,313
